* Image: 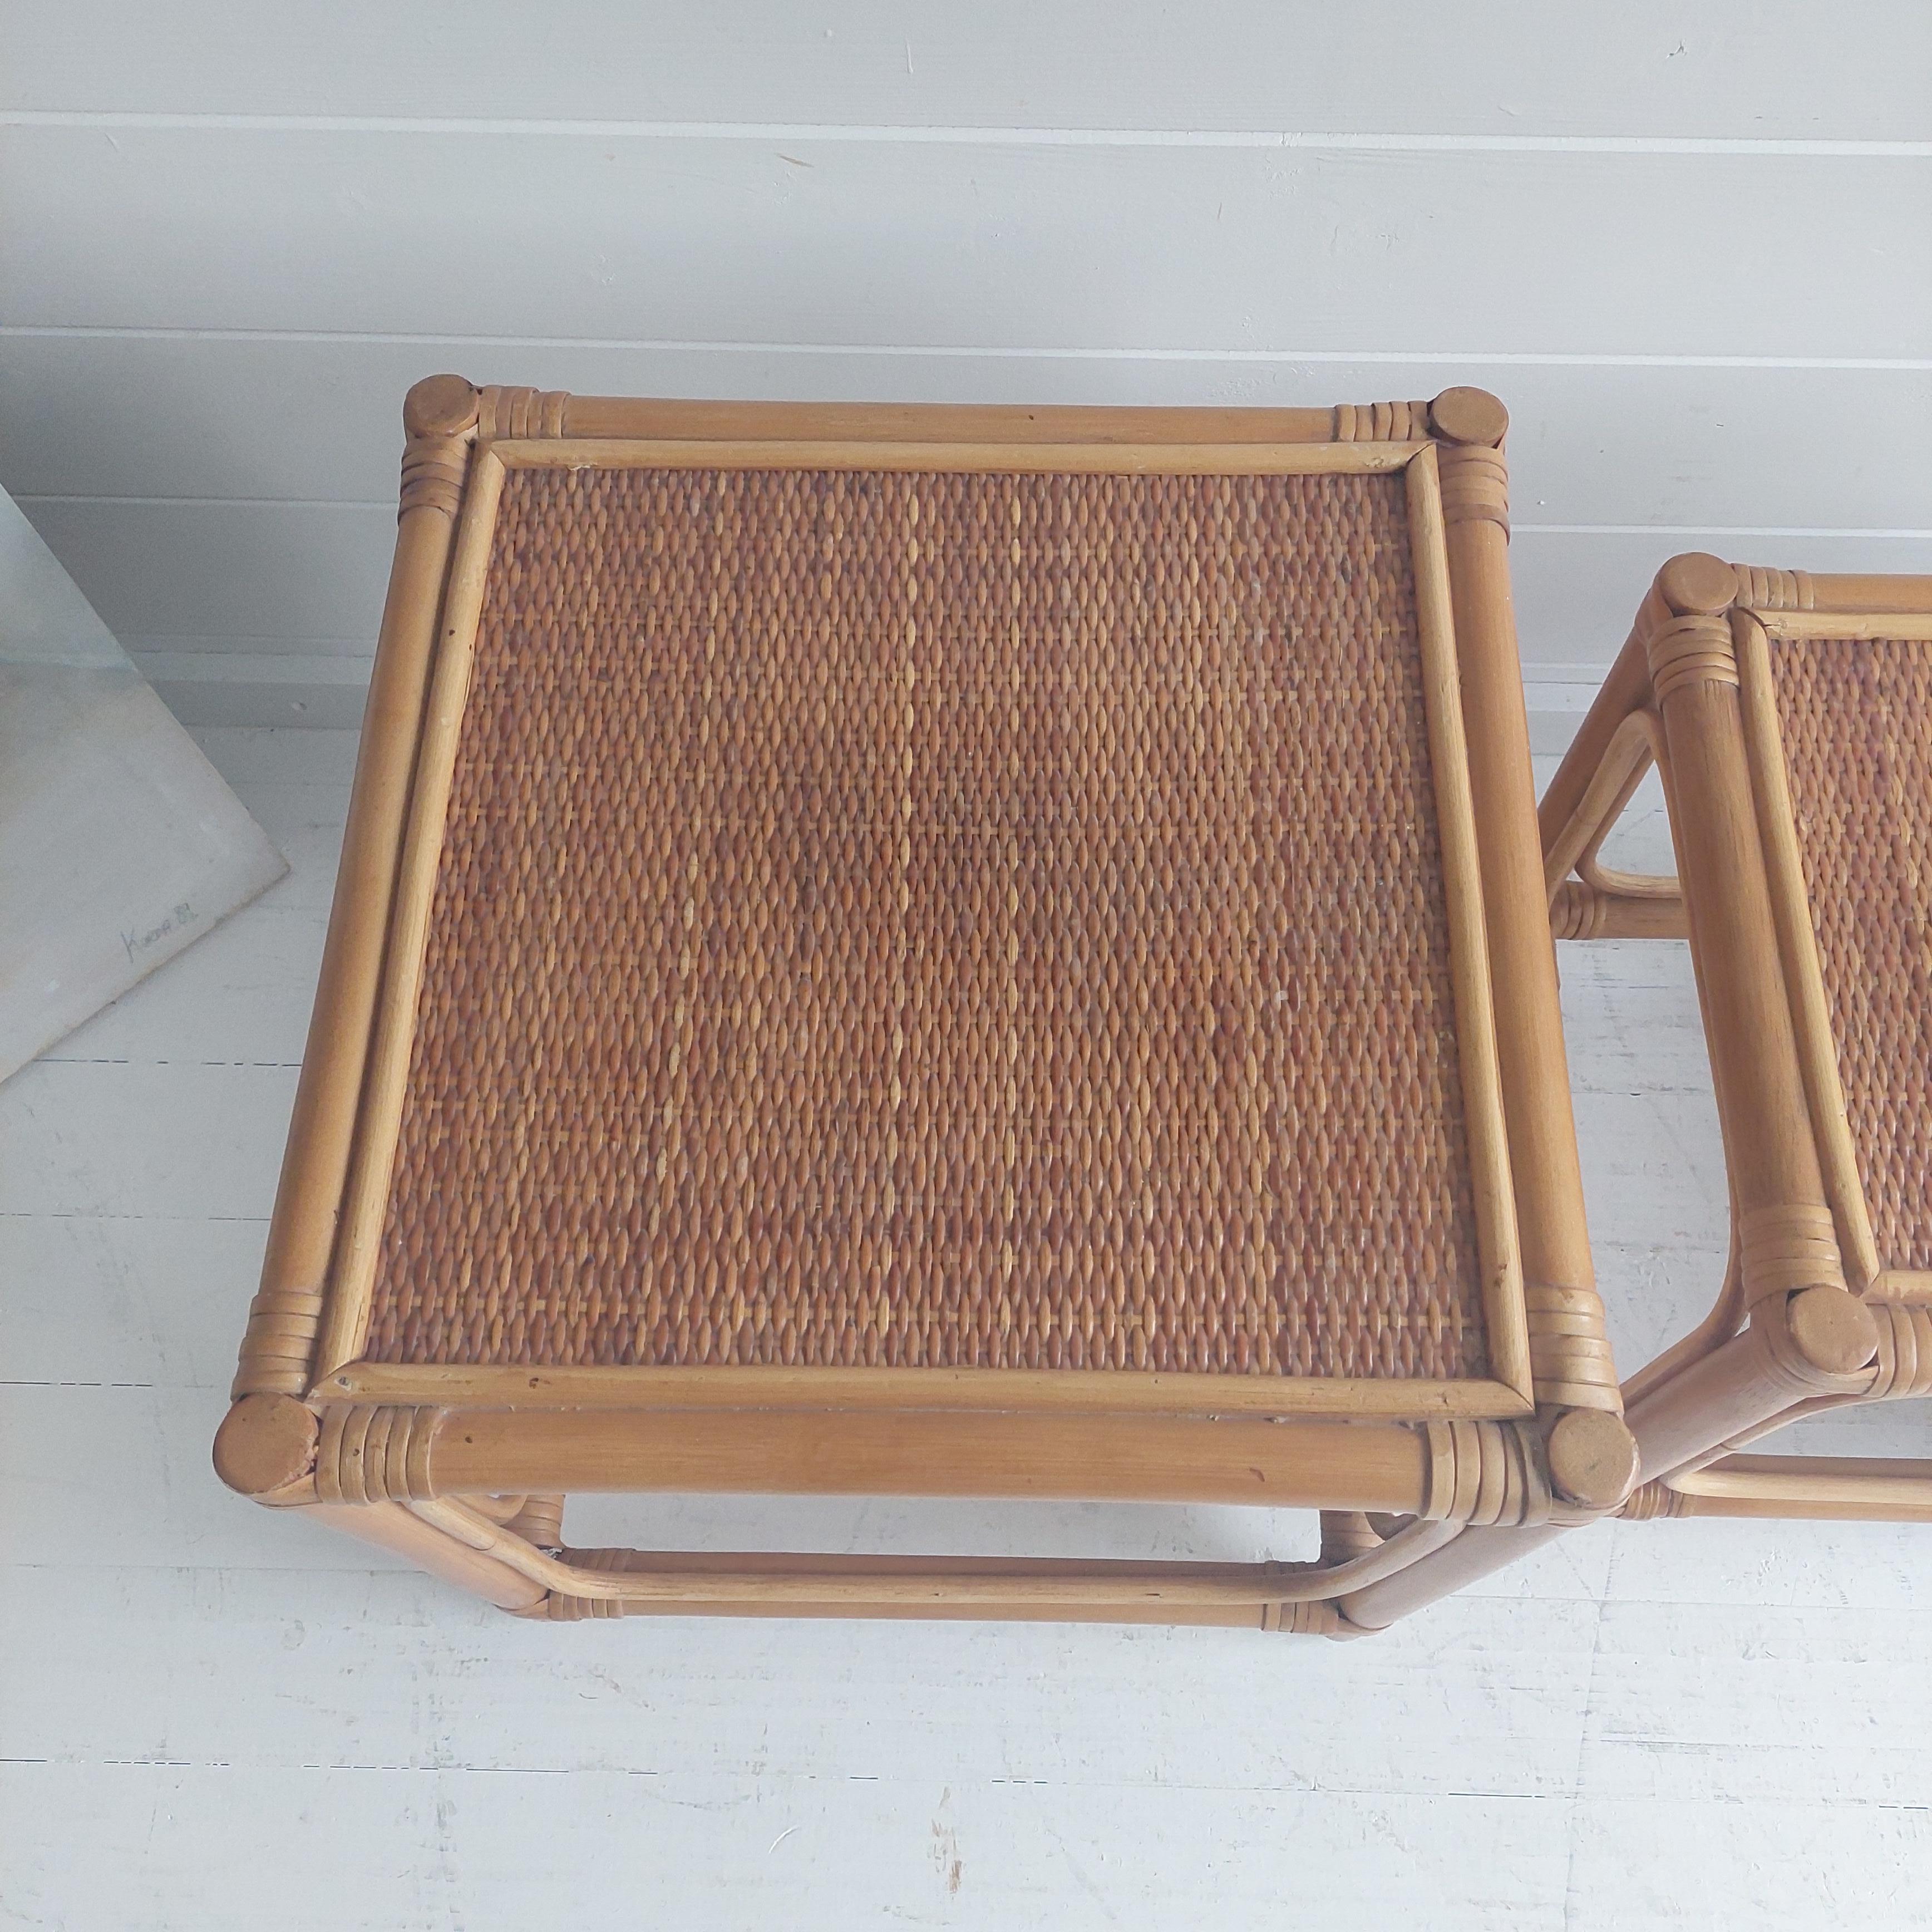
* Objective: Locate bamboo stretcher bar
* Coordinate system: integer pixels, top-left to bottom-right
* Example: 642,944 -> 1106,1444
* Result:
1536,630 -> 1655,870
1542,708 -> 1658,900
1339,1521 -> 1566,1630
410,1495 -> 1460,1609
546,1598 -> 1288,1627
307,1501 -> 547,1611
1664,1456 -> 1932,1522
1550,883 -> 1689,942
302,1485 -> 1456,1631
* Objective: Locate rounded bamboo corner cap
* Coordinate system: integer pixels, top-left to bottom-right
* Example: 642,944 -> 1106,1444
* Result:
404,373 -> 481,438
214,1393 -> 319,1496
1545,1409 -> 1641,1511
1787,1285 -> 1879,1376
1427,387 -> 1509,447
1657,552 -> 1737,617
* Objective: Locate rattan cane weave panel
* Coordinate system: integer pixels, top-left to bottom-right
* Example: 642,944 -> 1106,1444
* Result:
363,462 -> 1490,1378
1768,634 -> 1932,1272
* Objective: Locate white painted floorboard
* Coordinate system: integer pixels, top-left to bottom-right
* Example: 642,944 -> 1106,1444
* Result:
4,728 -> 1928,1929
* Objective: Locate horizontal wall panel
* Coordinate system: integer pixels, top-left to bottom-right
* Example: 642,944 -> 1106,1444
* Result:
132,652 -> 374,729
3,334 -> 1928,532
6,129 -> 1925,356
22,499 -> 1932,678
6,3 -> 1924,140
17,501 -> 396,645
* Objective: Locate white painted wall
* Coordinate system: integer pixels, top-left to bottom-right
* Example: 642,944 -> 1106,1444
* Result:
3,4 -> 1928,726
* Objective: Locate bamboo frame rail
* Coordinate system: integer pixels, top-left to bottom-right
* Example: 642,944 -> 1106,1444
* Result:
408,1493 -> 1463,1618
1623,1456 -> 1932,1524
1545,554 -> 1932,1524
216,379 -> 1633,1633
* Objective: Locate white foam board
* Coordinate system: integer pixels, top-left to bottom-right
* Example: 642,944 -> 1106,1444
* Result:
0,485 -> 287,1083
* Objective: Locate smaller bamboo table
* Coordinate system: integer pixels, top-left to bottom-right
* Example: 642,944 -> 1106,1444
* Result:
1544,555 -> 1932,1525
216,379 -> 1635,1632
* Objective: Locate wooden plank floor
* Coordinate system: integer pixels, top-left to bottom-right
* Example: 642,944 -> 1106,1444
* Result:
5,727 -> 1927,1929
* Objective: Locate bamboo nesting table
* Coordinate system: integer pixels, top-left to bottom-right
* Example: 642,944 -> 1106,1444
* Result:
215,378 -> 1636,1633
1545,556 -> 1932,1527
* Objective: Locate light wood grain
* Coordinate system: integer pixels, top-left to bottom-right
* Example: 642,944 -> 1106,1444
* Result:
489,433 -> 1420,472
1544,702 -> 1657,894
311,449 -> 503,1381
553,396 -> 1343,446
417,1407 -> 1433,1512
1404,445 -> 1531,1406
321,1360 -> 1536,1420
403,1494 -> 1457,1612
1643,624 -> 1840,1310
1666,1456 -> 1932,1521
1765,584 -> 1932,621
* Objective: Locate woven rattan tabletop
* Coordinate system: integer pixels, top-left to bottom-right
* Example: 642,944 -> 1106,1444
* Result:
336,435 -> 1524,1402
1764,627 -> 1932,1278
